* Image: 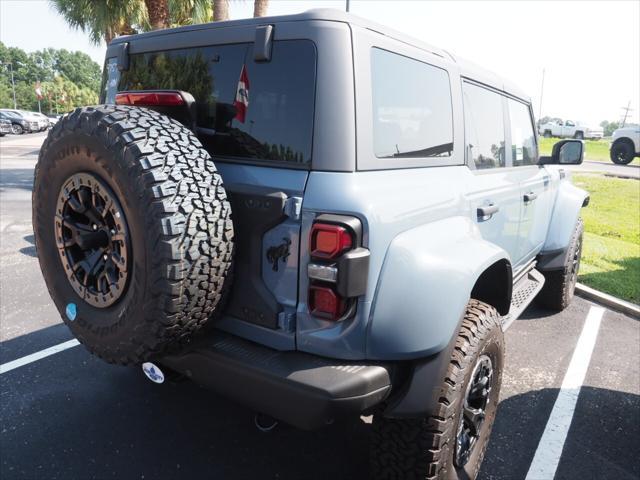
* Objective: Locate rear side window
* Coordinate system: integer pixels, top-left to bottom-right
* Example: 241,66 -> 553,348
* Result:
462,82 -> 505,169
118,40 -> 316,167
100,57 -> 120,104
371,48 -> 453,159
508,99 -> 537,166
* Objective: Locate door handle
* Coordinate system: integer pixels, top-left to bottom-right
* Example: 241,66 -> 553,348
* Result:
524,192 -> 538,202
477,204 -> 499,220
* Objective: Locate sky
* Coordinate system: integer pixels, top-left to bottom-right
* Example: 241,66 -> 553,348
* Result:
1,0 -> 638,125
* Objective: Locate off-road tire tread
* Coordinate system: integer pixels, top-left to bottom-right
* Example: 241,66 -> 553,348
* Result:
537,218 -> 583,311
34,105 -> 234,365
370,299 -> 503,480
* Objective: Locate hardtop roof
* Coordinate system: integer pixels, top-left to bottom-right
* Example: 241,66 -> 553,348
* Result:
110,8 -> 530,103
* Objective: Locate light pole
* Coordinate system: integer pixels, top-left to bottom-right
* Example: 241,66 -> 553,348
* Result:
0,61 -> 18,109
346,0 -> 350,12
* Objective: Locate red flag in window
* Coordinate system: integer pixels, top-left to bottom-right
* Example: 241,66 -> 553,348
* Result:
234,64 -> 250,123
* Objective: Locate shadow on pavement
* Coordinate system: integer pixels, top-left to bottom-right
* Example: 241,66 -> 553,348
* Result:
18,234 -> 37,258
479,387 -> 640,480
0,168 -> 34,191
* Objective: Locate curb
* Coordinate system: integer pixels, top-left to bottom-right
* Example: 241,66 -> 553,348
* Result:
575,283 -> 640,319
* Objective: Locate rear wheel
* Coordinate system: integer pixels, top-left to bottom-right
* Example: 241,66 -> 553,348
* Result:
610,140 -> 634,165
33,105 -> 234,364
537,218 -> 583,311
543,130 -> 552,138
11,124 -> 23,135
371,300 -> 504,480
574,131 -> 584,140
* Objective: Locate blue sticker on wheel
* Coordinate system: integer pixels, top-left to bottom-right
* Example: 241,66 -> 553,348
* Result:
65,303 -> 77,321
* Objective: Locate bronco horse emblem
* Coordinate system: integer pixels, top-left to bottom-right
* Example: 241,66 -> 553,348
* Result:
266,237 -> 291,272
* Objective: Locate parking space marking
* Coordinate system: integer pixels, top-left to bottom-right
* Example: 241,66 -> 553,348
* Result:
525,306 -> 605,480
0,339 -> 80,374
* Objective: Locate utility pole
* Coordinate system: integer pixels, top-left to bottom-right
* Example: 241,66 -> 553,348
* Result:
620,101 -> 633,127
538,68 -> 545,123
346,0 -> 350,12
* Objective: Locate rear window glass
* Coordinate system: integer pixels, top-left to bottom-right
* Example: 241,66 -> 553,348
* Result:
371,48 -> 453,159
462,82 -> 505,169
118,40 -> 316,167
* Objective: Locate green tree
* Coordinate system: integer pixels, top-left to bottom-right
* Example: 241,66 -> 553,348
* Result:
600,120 -> 621,137
50,0 -> 146,44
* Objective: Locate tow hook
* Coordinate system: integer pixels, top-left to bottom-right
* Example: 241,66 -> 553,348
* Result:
254,413 -> 279,432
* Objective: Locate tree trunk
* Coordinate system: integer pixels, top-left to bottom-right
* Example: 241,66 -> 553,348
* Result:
145,0 -> 170,30
253,0 -> 269,17
213,0 -> 229,21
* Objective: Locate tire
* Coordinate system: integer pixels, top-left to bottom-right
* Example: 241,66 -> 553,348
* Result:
543,130 -> 552,138
573,131 -> 584,140
537,218 -> 583,311
610,140 -> 634,165
11,123 -> 23,135
371,300 -> 504,480
33,105 -> 234,365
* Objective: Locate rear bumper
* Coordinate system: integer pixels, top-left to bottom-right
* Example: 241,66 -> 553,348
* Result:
160,331 -> 392,429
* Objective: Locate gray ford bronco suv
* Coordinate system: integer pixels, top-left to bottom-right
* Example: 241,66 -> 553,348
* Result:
33,9 -> 589,479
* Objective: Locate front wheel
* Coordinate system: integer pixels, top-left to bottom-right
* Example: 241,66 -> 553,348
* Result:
371,300 -> 504,480
11,124 -> 23,135
537,218 -> 583,311
573,131 -> 584,140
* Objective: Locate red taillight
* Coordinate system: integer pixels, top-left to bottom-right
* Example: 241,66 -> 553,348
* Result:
115,91 -> 185,106
310,224 -> 353,259
309,286 -> 346,321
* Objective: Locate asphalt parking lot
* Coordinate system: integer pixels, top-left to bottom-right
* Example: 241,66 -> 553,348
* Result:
1,132 -> 639,480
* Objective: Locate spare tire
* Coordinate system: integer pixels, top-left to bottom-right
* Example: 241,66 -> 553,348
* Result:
33,105 -> 234,364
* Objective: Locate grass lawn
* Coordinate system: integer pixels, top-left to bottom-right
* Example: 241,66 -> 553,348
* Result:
572,173 -> 640,303
539,136 -> 640,165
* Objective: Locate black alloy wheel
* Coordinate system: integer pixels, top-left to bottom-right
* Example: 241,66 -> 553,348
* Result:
54,172 -> 130,308
454,354 -> 495,468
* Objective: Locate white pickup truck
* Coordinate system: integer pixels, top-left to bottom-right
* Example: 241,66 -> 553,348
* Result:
538,119 -> 604,140
610,127 -> 640,164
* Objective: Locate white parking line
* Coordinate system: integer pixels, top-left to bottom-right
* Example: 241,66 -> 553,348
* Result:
525,305 -> 605,480
0,339 -> 80,374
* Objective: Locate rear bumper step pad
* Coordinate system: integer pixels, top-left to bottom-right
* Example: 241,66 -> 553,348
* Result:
160,331 -> 392,430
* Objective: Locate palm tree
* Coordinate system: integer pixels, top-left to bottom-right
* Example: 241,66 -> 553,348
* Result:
169,0 -> 212,26
253,0 -> 268,17
212,0 -> 229,21
144,0 -> 169,30
50,0 -> 146,44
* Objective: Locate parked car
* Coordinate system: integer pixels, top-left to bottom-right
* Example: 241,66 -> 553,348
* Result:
0,118 -> 11,136
46,114 -> 62,126
0,110 -> 38,134
32,10 -> 588,479
1,109 -> 48,131
30,112 -> 53,130
538,119 -> 604,139
610,126 -> 640,164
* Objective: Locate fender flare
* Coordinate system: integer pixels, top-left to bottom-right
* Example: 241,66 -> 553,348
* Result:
538,179 -> 588,271
366,216 -> 510,360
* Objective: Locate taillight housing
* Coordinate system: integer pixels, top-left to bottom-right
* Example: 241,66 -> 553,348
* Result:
115,91 -> 185,106
310,223 -> 353,259
307,215 -> 370,322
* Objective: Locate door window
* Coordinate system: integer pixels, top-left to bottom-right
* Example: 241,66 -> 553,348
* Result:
462,82 -> 505,169
508,99 -> 537,166
371,48 -> 453,160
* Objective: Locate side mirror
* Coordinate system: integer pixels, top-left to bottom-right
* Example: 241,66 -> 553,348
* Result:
539,139 -> 584,165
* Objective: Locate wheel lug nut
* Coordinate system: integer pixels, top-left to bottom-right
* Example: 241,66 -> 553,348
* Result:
103,254 -> 108,260
92,224 -> 97,230
110,229 -> 115,235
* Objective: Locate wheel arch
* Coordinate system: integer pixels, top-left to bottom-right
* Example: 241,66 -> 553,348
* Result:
470,259 -> 512,315
366,216 -> 510,360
